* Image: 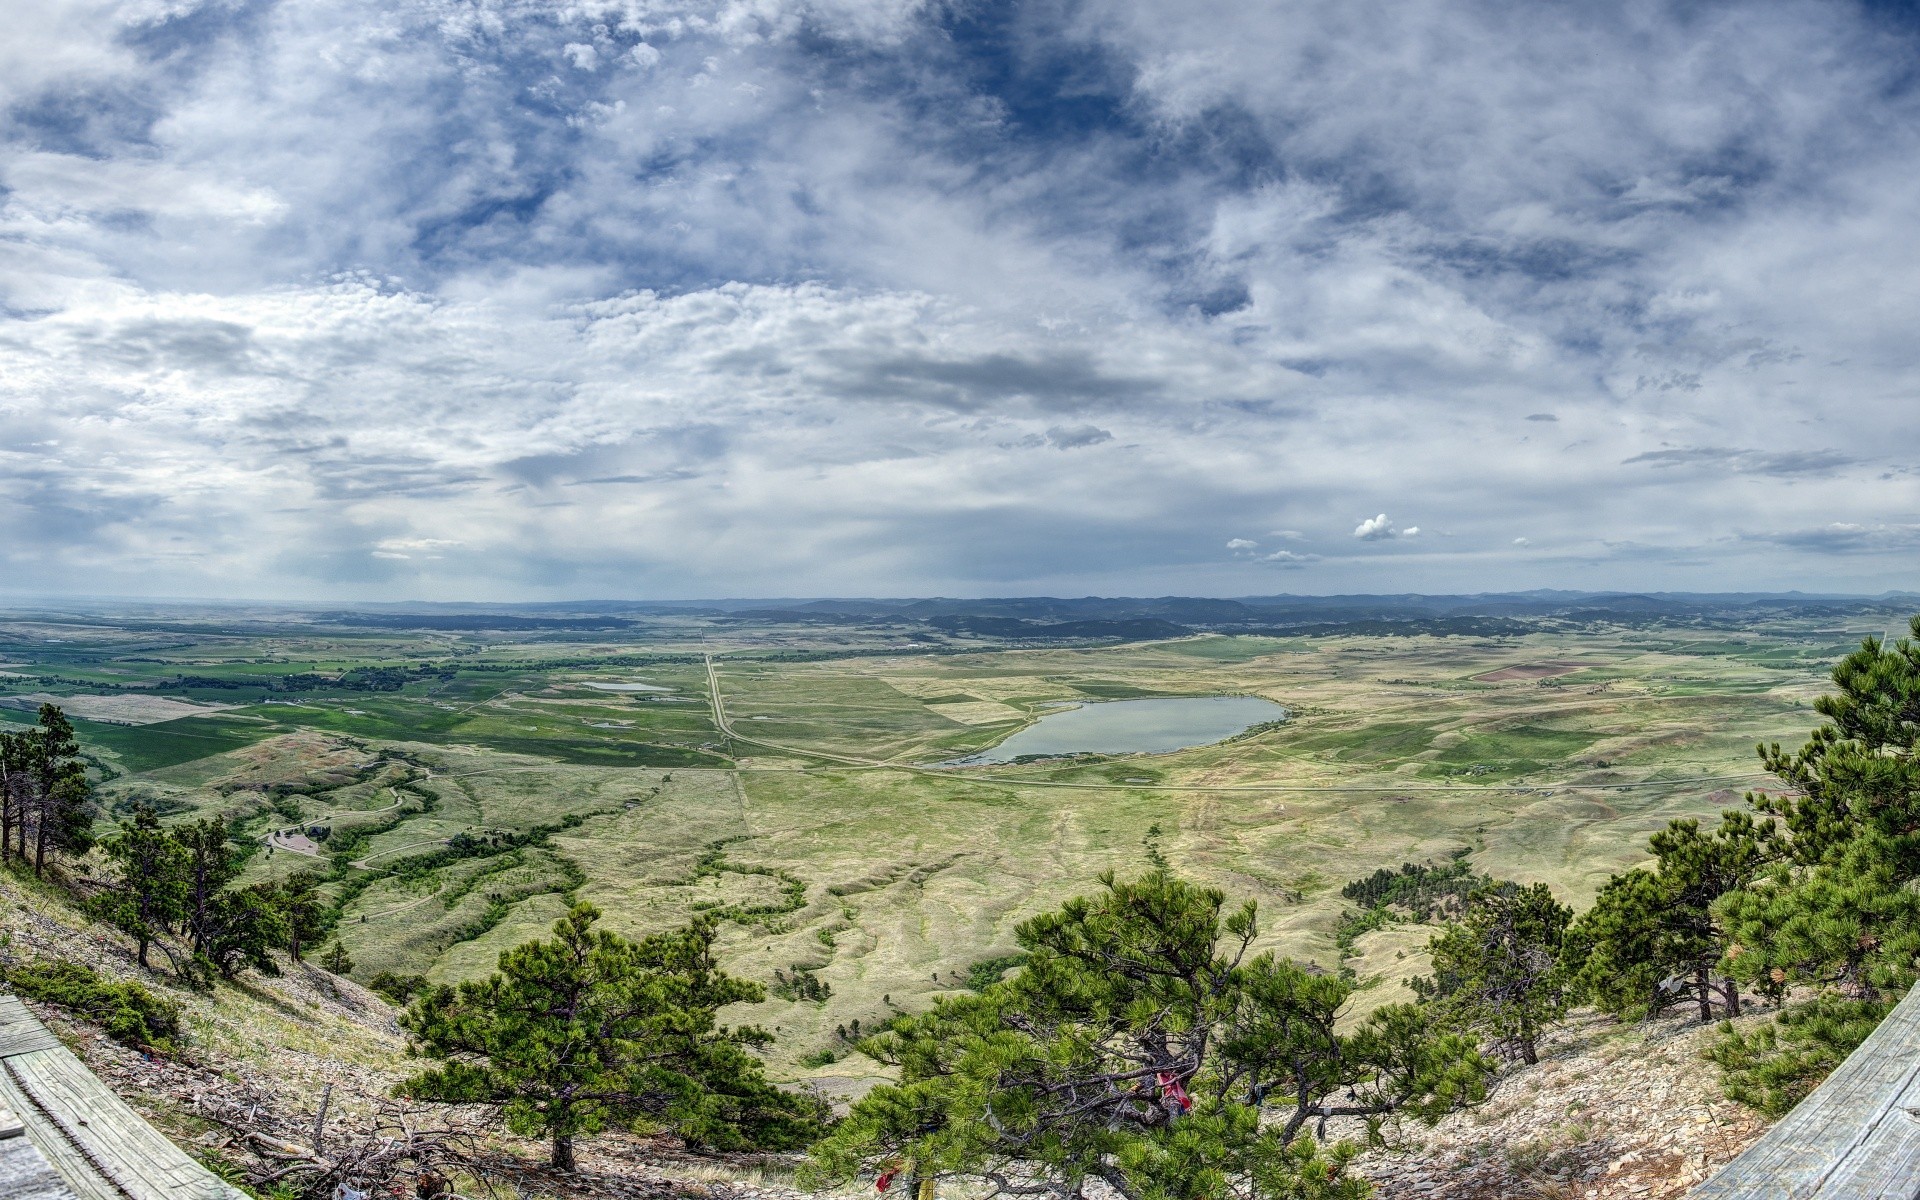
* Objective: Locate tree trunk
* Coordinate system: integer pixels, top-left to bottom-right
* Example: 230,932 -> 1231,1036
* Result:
1519,1037 -> 1538,1066
31,776 -> 50,877
1695,966 -> 1712,1023
552,1133 -> 575,1172
136,935 -> 150,969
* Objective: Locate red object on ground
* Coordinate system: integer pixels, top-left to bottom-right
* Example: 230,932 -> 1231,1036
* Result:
876,1169 -> 899,1192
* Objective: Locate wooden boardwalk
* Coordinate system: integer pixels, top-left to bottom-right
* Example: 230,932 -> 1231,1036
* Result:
1693,983 -> 1920,1198
0,996 -> 245,1200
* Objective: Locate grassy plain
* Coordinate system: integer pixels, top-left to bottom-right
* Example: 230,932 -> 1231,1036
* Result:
0,602 -> 1897,1087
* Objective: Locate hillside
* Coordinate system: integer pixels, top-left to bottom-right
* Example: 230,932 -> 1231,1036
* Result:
0,867 -> 814,1200
0,858 -> 1785,1199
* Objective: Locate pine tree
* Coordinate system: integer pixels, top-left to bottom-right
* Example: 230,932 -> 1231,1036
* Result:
1417,881 -> 1571,1064
320,941 -> 354,975
175,816 -> 245,956
198,885 -> 288,979
29,704 -> 93,875
276,870 -> 331,963
804,870 -> 1489,1200
0,731 -> 28,867
96,806 -> 189,969
1565,814 -> 1768,1022
1719,620 -> 1920,1001
401,904 -> 822,1171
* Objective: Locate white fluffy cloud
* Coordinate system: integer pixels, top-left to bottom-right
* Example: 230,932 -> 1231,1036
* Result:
1353,514 -> 1394,540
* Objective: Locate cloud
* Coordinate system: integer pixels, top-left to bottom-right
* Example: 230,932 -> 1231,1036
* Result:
1226,538 -> 1257,551
1740,524 -> 1920,555
1513,536 -> 1531,546
1045,424 -> 1114,450
1354,514 -> 1396,540
1622,447 -> 1860,478
3,0 -> 1920,597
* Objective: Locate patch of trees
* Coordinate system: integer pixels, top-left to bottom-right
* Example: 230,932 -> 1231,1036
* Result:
94,806 -> 335,983
1396,615 -> 1920,1116
1340,852 -> 1489,918
0,704 -> 96,876
172,665 -> 451,693
317,612 -> 637,631
928,615 -> 1192,641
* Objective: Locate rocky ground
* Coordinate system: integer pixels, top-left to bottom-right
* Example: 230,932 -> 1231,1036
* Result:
1355,1011 -> 1772,1198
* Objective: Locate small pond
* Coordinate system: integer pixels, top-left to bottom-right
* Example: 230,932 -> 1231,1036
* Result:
945,695 -> 1288,765
581,682 -> 672,692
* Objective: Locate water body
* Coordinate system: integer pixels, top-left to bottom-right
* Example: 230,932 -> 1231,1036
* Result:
947,696 -> 1288,765
582,682 -> 671,692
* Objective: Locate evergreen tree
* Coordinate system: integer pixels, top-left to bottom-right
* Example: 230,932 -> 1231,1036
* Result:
0,730 -> 29,867
197,884 -> 288,980
1565,814 -> 1768,1022
1718,620 -> 1920,1001
175,816 -> 245,956
401,904 -> 822,1171
96,806 -> 189,969
1417,881 -> 1571,1065
276,870 -> 331,963
29,704 -> 93,874
804,870 -> 1489,1200
320,941 -> 354,975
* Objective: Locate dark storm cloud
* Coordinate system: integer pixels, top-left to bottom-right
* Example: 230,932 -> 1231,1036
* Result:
1622,447 -> 1860,478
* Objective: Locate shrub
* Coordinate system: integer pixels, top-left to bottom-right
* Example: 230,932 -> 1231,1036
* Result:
963,953 -> 1027,991
1706,994 -> 1895,1116
5,959 -> 182,1052
367,971 -> 428,1004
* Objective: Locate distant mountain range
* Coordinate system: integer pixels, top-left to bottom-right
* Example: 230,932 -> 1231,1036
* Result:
285,590 -> 1920,639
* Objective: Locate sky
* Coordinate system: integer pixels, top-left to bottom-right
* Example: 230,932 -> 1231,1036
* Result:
3,0 -> 1920,601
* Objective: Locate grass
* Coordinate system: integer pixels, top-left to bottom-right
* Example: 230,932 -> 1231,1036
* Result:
0,708 -> 279,773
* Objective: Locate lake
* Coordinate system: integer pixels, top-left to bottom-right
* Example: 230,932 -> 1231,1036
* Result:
946,695 -> 1288,765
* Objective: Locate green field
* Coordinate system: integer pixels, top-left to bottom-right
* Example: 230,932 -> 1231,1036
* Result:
0,601 -> 1896,1083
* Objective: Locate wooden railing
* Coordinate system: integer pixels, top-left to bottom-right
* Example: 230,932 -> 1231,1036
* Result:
1692,983 -> 1920,1198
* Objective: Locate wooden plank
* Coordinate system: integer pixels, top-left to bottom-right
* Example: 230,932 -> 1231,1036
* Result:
0,1003 -> 59,1061
0,1069 -> 119,1200
1692,984 -> 1920,1197
1,1049 -> 242,1200
0,999 -> 246,1200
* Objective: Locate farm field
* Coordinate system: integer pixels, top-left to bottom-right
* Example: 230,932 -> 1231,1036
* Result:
0,598 -> 1904,1086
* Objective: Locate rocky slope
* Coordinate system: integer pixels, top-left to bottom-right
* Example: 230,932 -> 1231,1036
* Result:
1356,1012 -> 1772,1198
